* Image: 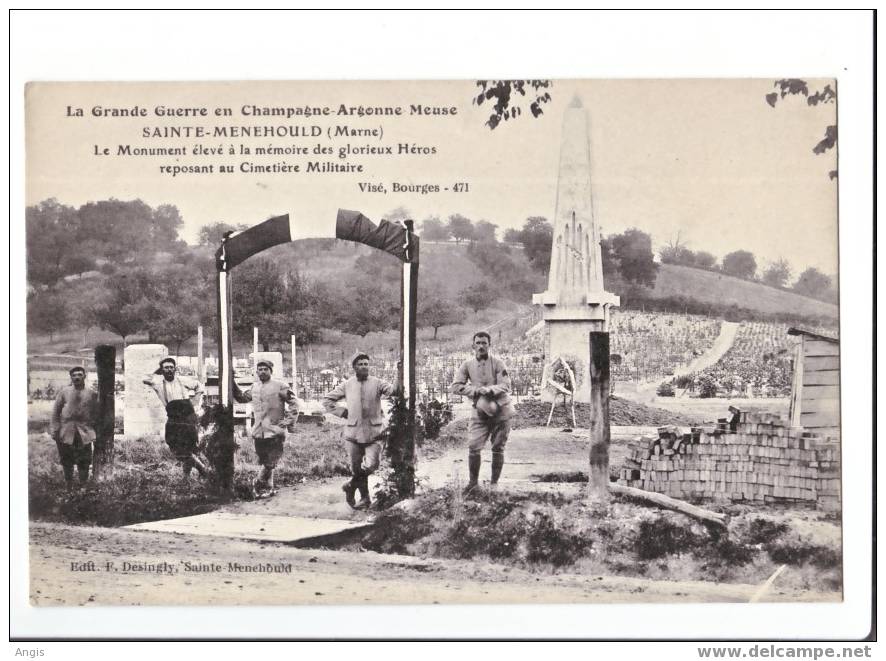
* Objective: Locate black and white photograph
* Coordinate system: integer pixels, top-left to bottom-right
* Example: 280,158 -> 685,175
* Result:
9,10 -> 874,644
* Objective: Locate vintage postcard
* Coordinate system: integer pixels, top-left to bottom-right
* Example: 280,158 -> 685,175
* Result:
23,78 -> 843,614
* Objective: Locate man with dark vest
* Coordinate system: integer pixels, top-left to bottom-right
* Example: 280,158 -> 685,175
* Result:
450,331 -> 515,494
50,366 -> 98,489
143,357 -> 207,480
322,352 -> 400,510
234,359 -> 298,497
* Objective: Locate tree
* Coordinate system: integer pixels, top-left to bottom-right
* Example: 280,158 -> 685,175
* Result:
762,258 -> 792,288
27,291 -> 70,341
473,220 -> 498,243
722,250 -> 758,280
793,267 -> 832,299
692,251 -> 717,269
473,80 -> 553,130
230,258 -> 291,351
518,216 -> 553,273
460,280 -> 496,312
609,229 -> 658,287
417,288 -> 466,339
78,199 -> 184,263
87,270 -> 153,347
419,216 -> 450,241
198,222 -> 248,246
26,199 -> 94,288
765,79 -> 837,180
332,277 -> 399,337
447,214 -> 474,244
503,228 -> 522,244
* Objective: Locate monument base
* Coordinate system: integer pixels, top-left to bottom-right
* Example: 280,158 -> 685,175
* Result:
540,318 -> 608,403
124,344 -> 168,439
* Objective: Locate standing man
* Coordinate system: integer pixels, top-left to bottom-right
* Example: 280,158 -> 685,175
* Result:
323,352 -> 399,510
234,360 -> 298,497
143,357 -> 207,480
50,367 -> 98,489
450,331 -> 515,494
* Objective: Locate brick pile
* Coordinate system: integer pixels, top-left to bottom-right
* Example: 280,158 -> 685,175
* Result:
617,411 -> 841,511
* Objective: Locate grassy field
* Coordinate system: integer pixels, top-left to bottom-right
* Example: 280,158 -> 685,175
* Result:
27,423 -> 352,527
651,264 -> 838,320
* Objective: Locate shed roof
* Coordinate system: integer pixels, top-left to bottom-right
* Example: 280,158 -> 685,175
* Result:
787,327 -> 839,343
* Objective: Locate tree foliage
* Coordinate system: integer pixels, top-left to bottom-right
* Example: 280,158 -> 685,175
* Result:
419,216 -> 450,241
517,216 -> 553,273
198,221 -> 248,246
27,291 -> 70,340
417,285 -> 466,339
460,280 -> 497,312
26,199 -> 95,288
762,258 -> 792,288
765,78 -> 837,180
474,80 -> 553,130
608,228 -> 658,287
792,267 -> 833,301
722,250 -> 758,280
447,214 -> 474,244
473,220 -> 498,243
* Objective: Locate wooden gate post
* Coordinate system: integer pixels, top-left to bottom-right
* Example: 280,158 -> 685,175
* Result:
94,344 -> 116,477
588,331 -> 611,503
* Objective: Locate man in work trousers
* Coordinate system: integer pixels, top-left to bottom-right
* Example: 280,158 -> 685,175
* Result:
142,357 -> 207,480
51,367 -> 98,489
323,353 -> 399,510
234,360 -> 299,497
450,331 -> 515,494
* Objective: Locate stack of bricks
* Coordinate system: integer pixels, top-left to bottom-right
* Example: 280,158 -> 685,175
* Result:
617,411 -> 841,511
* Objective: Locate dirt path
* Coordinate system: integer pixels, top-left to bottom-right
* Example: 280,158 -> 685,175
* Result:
628,321 -> 739,404
29,522 -> 838,606
29,424 -> 840,607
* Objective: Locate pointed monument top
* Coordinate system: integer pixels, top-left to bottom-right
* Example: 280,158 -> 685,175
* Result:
569,95 -> 583,109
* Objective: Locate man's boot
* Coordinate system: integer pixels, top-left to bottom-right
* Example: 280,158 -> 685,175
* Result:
355,475 -> 371,510
491,451 -> 504,486
342,475 -> 358,508
463,453 -> 481,495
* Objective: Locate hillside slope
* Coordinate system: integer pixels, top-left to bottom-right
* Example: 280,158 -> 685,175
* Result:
650,264 -> 838,319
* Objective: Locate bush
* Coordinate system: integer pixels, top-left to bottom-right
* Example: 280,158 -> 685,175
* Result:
656,382 -> 675,397
697,376 -> 719,398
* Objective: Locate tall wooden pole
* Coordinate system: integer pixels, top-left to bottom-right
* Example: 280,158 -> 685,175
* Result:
588,330 -> 611,502
197,325 -> 204,382
94,344 -> 116,477
291,334 -> 297,392
392,219 -> 418,498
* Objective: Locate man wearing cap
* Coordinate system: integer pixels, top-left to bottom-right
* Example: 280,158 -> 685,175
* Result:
143,358 -> 207,479
450,331 -> 515,494
322,352 -> 400,510
233,359 -> 298,497
50,367 -> 98,489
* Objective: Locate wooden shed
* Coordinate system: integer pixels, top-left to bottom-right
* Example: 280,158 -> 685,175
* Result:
787,327 -> 840,438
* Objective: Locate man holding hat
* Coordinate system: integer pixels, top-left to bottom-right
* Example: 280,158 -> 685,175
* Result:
233,359 -> 298,497
143,357 -> 207,480
322,352 -> 400,510
50,367 -> 98,489
450,331 -> 515,494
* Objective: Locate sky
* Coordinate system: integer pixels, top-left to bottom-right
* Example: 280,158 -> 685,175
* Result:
26,78 -> 838,276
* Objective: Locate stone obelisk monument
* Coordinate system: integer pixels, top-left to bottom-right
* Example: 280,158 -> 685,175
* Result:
532,96 -> 619,403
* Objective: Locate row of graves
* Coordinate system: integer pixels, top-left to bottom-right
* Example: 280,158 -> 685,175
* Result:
617,409 -> 841,512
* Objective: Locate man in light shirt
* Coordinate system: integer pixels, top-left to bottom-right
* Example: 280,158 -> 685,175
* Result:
234,359 -> 299,497
51,367 -> 98,489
